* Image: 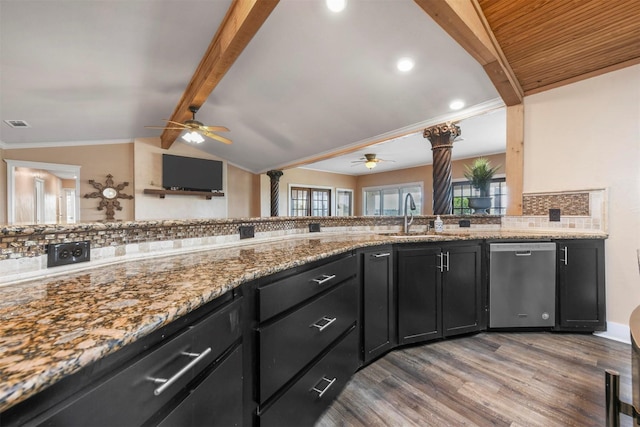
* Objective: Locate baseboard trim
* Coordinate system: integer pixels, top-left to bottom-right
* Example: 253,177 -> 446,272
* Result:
594,322 -> 630,345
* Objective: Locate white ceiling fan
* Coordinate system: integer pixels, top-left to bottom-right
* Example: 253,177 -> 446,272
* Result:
351,153 -> 395,170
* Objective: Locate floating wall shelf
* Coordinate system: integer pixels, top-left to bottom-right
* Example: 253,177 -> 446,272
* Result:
143,189 -> 224,200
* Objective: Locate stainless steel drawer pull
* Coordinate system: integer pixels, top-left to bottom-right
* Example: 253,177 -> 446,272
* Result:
561,247 -> 568,265
310,316 -> 337,332
149,347 -> 212,396
311,376 -> 337,398
445,251 -> 450,272
438,252 -> 444,272
515,251 -> 532,256
372,253 -> 391,258
311,274 -> 336,285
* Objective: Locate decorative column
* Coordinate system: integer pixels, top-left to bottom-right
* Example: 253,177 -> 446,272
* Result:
266,170 -> 283,217
423,122 -> 461,215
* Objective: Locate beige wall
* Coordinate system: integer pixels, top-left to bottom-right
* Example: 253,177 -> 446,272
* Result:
227,164 -> 260,218
4,143 -> 134,222
355,153 -> 505,215
524,64 -> 640,327
0,149 -> 6,223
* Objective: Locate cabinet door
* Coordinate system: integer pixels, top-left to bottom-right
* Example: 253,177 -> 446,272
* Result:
442,244 -> 482,337
397,246 -> 442,344
362,246 -> 395,364
556,239 -> 606,331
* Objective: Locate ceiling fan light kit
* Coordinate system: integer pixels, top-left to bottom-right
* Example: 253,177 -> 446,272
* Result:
365,160 -> 377,169
182,130 -> 205,144
352,153 -> 395,170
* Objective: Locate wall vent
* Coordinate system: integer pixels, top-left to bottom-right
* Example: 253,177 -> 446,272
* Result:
4,119 -> 31,128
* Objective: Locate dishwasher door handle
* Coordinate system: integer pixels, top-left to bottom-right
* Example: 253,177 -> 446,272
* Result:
515,251 -> 532,256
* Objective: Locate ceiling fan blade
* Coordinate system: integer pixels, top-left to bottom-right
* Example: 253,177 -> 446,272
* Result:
203,131 -> 233,145
163,120 -> 189,128
145,126 -> 190,130
201,125 -> 230,132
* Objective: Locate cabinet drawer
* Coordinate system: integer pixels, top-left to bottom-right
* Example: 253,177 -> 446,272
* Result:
258,254 -> 356,322
259,280 -> 357,403
259,327 -> 359,427
41,298 -> 242,427
157,344 -> 243,427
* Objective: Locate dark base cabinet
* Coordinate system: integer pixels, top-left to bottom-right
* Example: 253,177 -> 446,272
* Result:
361,246 -> 396,364
397,246 -> 442,344
555,239 -> 606,331
258,327 -> 359,427
397,242 -> 483,346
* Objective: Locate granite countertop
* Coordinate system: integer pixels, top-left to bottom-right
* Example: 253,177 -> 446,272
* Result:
0,230 -> 606,412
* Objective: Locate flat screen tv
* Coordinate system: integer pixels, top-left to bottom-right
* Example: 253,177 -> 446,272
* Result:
162,154 -> 223,192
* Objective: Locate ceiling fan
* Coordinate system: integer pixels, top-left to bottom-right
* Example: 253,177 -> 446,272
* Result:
145,106 -> 232,145
351,153 -> 395,170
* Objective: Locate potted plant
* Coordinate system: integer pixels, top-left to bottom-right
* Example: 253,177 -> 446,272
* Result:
463,157 -> 500,214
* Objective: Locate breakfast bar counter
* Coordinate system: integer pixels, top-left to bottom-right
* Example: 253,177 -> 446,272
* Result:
0,229 -> 606,414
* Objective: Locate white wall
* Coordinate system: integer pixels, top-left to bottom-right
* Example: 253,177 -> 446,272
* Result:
524,64 -> 640,326
134,138 -> 228,220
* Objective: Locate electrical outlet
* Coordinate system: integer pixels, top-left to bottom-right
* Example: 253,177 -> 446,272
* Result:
309,223 -> 321,233
459,219 -> 471,228
47,241 -> 90,267
239,225 -> 255,239
549,208 -> 561,222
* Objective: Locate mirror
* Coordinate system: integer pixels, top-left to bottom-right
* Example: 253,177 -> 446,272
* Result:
5,159 -> 81,225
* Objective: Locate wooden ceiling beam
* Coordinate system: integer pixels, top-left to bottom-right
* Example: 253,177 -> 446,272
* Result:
161,0 -> 279,149
414,0 -> 523,106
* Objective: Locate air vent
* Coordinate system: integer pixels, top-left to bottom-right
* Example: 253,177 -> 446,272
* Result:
4,120 -> 31,128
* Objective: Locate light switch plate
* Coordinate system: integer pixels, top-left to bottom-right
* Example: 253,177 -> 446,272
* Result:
239,225 -> 255,239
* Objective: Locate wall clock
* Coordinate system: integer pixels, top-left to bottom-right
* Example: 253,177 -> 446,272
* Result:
84,174 -> 134,221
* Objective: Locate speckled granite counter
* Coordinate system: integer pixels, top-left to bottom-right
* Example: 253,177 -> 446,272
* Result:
0,230 -> 606,412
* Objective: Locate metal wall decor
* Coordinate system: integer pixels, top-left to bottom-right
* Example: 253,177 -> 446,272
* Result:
84,174 -> 134,221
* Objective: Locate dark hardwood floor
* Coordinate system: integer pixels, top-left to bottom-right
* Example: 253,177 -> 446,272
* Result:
316,333 -> 633,427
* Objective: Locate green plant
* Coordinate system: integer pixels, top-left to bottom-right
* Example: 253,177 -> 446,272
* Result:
463,157 -> 501,197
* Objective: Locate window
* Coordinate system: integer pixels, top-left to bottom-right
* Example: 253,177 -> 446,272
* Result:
452,178 -> 507,215
291,187 -> 331,216
363,184 -> 422,216
336,189 -> 353,216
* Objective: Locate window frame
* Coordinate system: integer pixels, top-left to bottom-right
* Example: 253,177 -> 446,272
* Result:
362,182 -> 423,216
288,184 -> 333,216
452,175 -> 507,215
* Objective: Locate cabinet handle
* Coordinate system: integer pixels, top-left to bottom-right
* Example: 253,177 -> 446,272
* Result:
311,376 -> 337,398
311,274 -> 336,285
148,347 -> 212,396
445,251 -> 450,272
311,316 -> 337,332
438,252 -> 444,272
372,253 -> 391,258
561,247 -> 568,265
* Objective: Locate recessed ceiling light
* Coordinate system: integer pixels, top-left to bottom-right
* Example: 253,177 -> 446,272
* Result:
449,100 -> 465,110
326,0 -> 346,12
397,57 -> 414,72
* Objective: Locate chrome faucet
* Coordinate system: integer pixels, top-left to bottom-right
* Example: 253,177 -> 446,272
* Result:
403,192 -> 416,234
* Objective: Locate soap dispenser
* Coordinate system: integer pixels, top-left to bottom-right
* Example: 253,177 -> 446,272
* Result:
434,215 -> 444,233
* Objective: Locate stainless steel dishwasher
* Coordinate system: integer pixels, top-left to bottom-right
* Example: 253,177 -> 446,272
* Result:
489,242 -> 556,328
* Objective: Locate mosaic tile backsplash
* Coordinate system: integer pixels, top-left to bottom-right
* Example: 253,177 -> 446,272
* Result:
0,188 -> 606,284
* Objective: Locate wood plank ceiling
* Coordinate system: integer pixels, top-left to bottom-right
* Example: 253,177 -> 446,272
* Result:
477,0 -> 640,95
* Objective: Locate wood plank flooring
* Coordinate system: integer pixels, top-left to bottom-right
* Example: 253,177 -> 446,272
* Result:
316,333 -> 633,427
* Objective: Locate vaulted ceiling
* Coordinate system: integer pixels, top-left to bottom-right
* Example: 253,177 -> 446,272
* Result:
1,0 -> 638,175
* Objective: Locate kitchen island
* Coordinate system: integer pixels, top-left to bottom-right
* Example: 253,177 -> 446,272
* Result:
0,229 -> 606,425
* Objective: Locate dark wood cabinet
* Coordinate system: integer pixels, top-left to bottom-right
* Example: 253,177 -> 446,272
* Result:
361,245 -> 396,364
25,295 -> 243,427
397,242 -> 483,345
254,253 -> 359,426
555,239 -> 606,331
442,244 -> 483,336
397,245 -> 442,344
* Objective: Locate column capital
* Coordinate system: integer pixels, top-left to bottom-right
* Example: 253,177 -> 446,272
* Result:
423,122 -> 461,149
266,170 -> 283,180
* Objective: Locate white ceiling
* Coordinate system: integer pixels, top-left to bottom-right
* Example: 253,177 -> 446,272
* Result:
0,0 -> 504,175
